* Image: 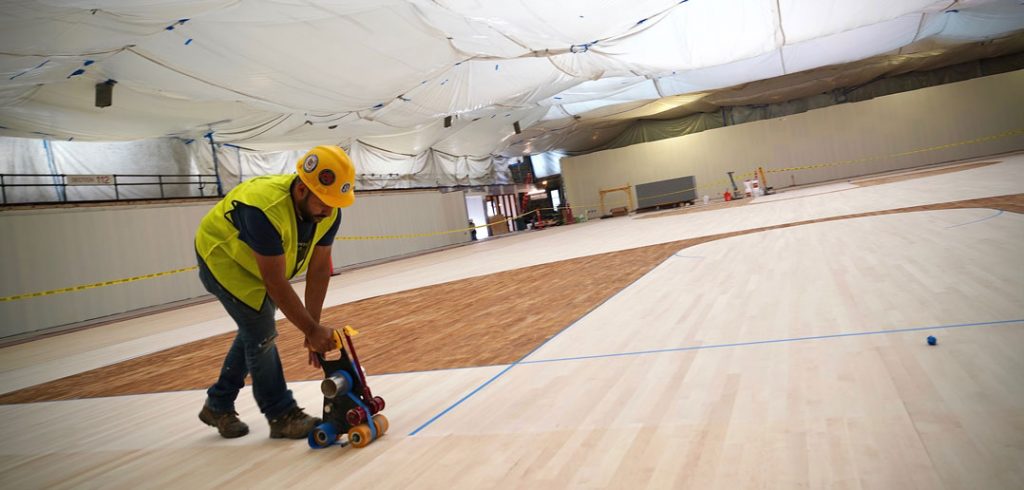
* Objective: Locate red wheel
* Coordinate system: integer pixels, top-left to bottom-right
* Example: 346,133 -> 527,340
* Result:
372,396 -> 385,412
346,407 -> 366,426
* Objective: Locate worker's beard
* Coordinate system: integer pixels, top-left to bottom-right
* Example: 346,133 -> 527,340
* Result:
297,192 -> 328,223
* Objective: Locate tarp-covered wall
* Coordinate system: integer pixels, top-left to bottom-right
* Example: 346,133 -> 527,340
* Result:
0,136 -> 513,204
561,70 -> 1024,214
0,137 -> 207,203
0,188 -> 470,337
1,1 -> 1022,172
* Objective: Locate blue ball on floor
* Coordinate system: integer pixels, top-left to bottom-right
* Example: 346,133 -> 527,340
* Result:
927,335 -> 937,346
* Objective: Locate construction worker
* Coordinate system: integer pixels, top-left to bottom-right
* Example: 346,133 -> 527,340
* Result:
194,145 -> 355,439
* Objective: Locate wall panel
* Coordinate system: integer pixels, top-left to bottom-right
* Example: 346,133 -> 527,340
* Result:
562,70 -> 1024,212
0,189 -> 469,337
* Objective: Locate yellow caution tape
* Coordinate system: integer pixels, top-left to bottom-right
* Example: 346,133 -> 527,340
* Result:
0,266 -> 198,302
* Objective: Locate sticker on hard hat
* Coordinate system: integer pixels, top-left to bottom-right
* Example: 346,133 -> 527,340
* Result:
341,183 -> 351,193
318,169 -> 335,185
303,154 -> 319,173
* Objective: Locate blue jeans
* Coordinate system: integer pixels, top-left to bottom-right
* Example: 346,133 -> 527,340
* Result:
197,256 -> 297,419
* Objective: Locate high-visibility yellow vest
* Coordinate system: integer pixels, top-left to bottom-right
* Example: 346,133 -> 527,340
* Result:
195,174 -> 338,310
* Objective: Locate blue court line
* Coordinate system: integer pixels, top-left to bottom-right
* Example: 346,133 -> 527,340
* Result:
406,363 -> 517,436
946,209 -> 1003,229
406,318 -> 1023,435
407,258 -> 664,436
520,318 -> 1024,365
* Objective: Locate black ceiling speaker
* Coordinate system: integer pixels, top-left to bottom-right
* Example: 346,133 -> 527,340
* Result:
444,115 -> 452,128
95,79 -> 116,108
513,121 -> 521,134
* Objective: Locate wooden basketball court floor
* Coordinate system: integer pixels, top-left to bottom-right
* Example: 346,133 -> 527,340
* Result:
1,156 -> 1023,489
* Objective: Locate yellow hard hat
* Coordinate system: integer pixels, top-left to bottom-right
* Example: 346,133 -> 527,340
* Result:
296,145 -> 356,208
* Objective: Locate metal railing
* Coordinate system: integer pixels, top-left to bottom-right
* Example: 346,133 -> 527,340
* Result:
0,173 -> 222,205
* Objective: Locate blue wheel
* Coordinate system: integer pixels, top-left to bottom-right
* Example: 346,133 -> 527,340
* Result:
308,422 -> 338,449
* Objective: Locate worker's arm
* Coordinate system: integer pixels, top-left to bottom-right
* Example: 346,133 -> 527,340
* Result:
303,245 -> 335,368
305,244 -> 333,324
252,251 -> 334,352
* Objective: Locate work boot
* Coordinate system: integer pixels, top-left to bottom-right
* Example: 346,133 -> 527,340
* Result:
269,406 -> 321,439
199,404 -> 249,438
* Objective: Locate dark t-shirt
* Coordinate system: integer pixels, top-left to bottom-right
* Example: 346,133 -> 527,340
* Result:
231,203 -> 340,259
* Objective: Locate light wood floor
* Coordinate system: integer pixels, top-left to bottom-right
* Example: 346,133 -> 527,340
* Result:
1,156 -> 1022,489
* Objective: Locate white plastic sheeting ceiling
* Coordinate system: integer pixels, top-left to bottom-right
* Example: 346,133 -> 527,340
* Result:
1,1 -> 1022,171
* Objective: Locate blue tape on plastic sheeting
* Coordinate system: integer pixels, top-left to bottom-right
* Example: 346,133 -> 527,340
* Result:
10,59 -> 50,80
42,140 -> 64,201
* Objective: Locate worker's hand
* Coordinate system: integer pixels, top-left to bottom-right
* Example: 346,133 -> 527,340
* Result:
304,340 -> 322,369
306,324 -> 335,353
